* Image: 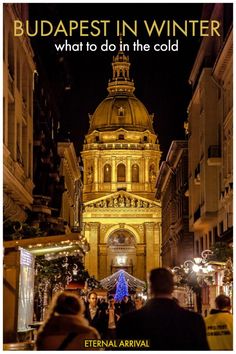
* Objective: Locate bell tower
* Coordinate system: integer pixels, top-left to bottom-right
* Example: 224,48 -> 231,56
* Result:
107,36 -> 135,95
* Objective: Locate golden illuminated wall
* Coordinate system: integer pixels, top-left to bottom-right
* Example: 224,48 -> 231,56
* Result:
82,133 -> 162,280
3,4 -> 35,221
83,191 -> 162,280
82,129 -> 161,202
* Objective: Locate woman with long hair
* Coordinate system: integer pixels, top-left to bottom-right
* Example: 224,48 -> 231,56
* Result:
36,291 -> 100,350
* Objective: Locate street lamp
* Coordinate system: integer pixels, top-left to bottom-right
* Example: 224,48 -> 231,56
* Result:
183,249 -> 214,275
172,250 -> 215,313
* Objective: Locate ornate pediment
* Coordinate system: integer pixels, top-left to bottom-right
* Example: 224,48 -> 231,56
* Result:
84,190 -> 160,211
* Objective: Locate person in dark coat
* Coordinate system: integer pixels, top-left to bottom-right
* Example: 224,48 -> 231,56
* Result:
100,295 -> 121,339
84,291 -> 103,335
120,295 -> 135,316
117,268 -> 209,351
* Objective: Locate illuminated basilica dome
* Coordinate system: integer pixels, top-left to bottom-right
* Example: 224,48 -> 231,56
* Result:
88,41 -> 154,133
89,95 -> 154,133
82,38 -> 162,281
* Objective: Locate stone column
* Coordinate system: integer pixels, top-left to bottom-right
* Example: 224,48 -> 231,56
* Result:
144,157 -> 150,190
83,159 -> 88,192
145,222 -> 155,275
93,157 -> 98,191
136,244 -> 145,280
153,222 -> 161,267
127,156 -> 131,191
98,244 -> 107,279
111,156 -> 116,191
85,222 -> 99,278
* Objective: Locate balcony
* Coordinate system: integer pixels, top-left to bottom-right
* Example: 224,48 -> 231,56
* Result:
193,208 -> 218,230
83,142 -> 159,151
207,145 -> 221,166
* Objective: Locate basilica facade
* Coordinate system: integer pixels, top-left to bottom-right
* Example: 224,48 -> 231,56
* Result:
81,45 -> 162,280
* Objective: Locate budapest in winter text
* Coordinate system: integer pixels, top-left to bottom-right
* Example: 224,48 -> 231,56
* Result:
14,19 -> 221,37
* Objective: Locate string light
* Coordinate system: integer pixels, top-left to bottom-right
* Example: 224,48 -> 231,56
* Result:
26,237 -> 89,260
100,269 -> 145,291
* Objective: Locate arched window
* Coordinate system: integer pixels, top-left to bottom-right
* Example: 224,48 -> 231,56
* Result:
117,163 -> 126,182
104,164 -> 111,182
132,164 -> 139,182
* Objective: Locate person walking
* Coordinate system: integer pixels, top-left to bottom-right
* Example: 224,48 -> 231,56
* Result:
205,294 -> 233,350
84,291 -> 103,335
36,291 -> 99,350
117,267 -> 209,350
101,295 -> 121,339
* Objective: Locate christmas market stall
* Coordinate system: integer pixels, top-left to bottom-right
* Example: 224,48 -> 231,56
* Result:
3,231 -> 89,343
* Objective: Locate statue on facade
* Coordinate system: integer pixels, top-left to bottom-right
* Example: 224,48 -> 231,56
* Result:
114,198 -> 118,207
125,197 -> 131,207
137,199 -> 142,208
102,199 -> 107,208
108,199 -> 113,207
118,195 -> 125,207
131,198 -> 136,207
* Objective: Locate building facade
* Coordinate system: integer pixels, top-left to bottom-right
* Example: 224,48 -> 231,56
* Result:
3,4 -> 35,222
82,46 -> 162,280
3,4 -> 84,342
156,141 -> 194,267
57,142 -> 83,232
187,4 -> 233,255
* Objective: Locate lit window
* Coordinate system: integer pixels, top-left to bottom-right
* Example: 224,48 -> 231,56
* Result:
104,164 -> 111,182
116,256 -> 127,266
132,164 -> 139,182
117,164 -> 126,182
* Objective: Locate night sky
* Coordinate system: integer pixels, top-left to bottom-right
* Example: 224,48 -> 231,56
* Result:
29,3 -> 204,160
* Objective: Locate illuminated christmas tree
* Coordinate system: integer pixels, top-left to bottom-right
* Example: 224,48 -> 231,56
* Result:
114,270 -> 129,301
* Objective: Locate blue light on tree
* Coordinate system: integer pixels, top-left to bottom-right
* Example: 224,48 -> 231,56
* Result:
114,270 -> 129,301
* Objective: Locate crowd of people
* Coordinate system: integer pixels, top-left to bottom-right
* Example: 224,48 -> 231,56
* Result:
35,267 -> 233,351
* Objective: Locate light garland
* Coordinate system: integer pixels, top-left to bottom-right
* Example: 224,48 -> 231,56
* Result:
100,269 -> 146,291
27,238 -> 90,260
